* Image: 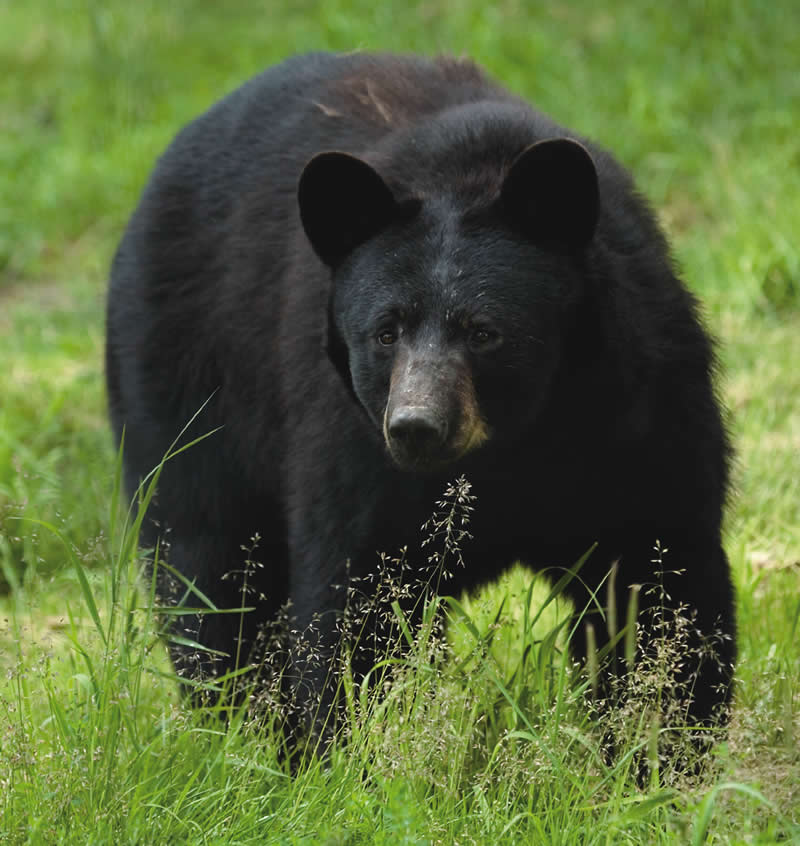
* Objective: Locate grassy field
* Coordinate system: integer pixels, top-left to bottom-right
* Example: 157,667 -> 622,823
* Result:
1,0 -> 799,842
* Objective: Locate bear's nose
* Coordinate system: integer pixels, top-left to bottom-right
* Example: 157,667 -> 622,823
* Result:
387,406 -> 448,455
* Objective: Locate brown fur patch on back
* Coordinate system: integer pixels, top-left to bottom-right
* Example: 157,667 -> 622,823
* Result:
328,54 -> 491,130
313,101 -> 342,118
357,80 -> 393,125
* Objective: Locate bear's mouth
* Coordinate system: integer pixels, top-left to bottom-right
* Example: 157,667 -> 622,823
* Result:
382,407 -> 490,472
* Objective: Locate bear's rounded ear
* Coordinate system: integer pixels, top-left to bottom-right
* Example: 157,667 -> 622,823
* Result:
500,138 -> 599,249
298,152 -> 397,266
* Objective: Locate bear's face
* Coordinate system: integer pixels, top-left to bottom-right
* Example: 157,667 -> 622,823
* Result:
329,218 -> 574,471
298,139 -> 599,471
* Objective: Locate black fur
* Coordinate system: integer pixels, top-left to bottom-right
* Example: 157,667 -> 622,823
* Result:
107,51 -> 736,735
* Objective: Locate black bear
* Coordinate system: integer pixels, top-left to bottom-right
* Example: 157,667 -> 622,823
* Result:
106,52 -> 736,739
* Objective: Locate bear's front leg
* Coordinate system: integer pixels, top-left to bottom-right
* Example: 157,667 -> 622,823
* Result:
282,536 -> 433,758
569,535 -> 736,748
281,556 -> 350,755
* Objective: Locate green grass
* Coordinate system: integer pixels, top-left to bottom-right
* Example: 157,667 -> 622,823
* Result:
1,0 -> 799,842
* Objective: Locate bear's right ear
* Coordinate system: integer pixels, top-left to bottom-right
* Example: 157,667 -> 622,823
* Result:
298,152 -> 398,266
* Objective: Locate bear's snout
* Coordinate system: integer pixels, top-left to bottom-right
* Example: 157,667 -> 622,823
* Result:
383,348 -> 488,470
387,405 -> 449,459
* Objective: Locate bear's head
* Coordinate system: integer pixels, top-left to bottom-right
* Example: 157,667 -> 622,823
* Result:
298,137 -> 599,472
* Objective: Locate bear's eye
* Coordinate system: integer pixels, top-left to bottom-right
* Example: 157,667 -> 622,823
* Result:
468,326 -> 501,351
377,329 -> 397,346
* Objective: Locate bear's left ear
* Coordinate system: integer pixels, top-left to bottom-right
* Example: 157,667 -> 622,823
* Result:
500,138 -> 599,249
298,152 -> 398,266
